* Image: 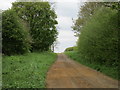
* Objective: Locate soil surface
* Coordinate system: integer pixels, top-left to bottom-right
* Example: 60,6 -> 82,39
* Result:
46,54 -> 119,88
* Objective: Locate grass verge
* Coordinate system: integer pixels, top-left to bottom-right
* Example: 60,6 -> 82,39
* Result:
65,51 -> 119,80
2,52 -> 57,88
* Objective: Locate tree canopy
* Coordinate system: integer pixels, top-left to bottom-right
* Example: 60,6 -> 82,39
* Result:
77,7 -> 118,66
72,2 -> 118,36
2,10 -> 31,55
2,1 -> 58,55
12,2 -> 58,52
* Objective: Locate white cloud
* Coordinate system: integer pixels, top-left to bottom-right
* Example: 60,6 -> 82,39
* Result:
0,0 -> 16,10
57,16 -> 73,30
53,2 -> 80,53
54,30 -> 78,53
55,30 -> 77,47
55,2 -> 81,17
58,30 -> 76,41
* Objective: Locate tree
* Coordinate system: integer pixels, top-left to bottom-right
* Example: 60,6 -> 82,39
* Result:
77,7 -> 118,66
2,10 -> 31,55
72,2 -> 103,36
0,10 -> 2,53
64,46 -> 77,52
72,2 -> 118,36
12,2 -> 58,52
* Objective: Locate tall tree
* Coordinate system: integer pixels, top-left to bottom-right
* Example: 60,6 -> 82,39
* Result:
72,2 -> 118,36
72,2 -> 103,36
2,10 -> 30,55
12,2 -> 58,51
0,10 -> 1,87
77,7 -> 118,66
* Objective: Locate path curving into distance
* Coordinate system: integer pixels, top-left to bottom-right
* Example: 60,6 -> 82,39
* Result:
46,54 -> 118,88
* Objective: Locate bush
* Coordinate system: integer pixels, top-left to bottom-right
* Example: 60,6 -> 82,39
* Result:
0,10 -> 2,53
64,46 -> 77,52
77,7 -> 118,66
2,10 -> 31,55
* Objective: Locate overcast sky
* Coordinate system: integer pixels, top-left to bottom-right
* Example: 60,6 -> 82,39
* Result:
54,2 -> 82,53
0,0 -> 84,53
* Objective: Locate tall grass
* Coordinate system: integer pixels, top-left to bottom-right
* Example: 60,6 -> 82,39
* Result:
2,52 -> 57,88
65,51 -> 119,80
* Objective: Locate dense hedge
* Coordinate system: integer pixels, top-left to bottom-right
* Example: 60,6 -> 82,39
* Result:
77,7 -> 118,66
2,10 -> 31,55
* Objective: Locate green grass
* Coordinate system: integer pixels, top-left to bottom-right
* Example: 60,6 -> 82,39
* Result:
2,52 -> 57,88
64,51 -> 119,80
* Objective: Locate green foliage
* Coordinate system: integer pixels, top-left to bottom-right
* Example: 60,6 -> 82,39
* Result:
2,10 -> 31,55
2,52 -> 57,88
65,51 -> 119,80
12,2 -> 58,52
0,10 -> 1,88
104,2 -> 119,10
77,7 -> 118,66
72,2 -> 103,36
64,46 -> 77,52
72,2 -> 119,36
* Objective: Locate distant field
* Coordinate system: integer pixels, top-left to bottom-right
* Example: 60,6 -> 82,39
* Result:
65,51 -> 119,80
2,52 -> 57,88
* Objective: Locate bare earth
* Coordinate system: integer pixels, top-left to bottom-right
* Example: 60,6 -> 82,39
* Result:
46,54 -> 119,88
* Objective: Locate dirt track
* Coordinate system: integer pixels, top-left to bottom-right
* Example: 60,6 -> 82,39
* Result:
46,54 -> 119,88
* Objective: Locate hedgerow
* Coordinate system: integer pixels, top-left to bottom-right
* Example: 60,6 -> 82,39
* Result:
77,7 -> 118,66
2,10 -> 31,55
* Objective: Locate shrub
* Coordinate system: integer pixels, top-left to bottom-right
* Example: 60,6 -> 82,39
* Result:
2,10 -> 31,55
0,10 -> 2,53
65,46 -> 77,52
77,7 -> 118,66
